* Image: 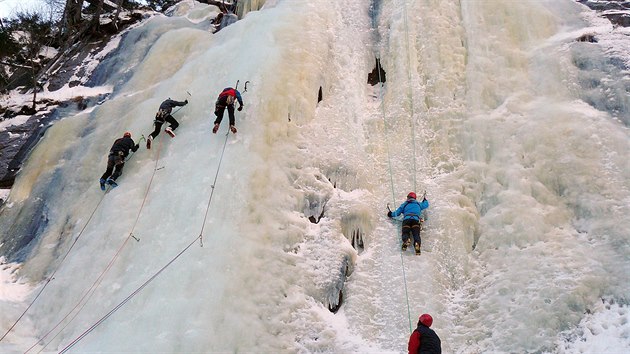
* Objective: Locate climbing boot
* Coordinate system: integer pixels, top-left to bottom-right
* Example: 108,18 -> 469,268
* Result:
106,178 -> 118,188
402,239 -> 411,251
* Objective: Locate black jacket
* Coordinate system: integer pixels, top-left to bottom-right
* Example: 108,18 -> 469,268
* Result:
409,323 -> 441,354
109,136 -> 138,158
157,99 -> 187,116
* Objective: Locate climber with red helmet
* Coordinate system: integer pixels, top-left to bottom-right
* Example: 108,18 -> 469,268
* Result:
99,132 -> 139,190
387,191 -> 429,254
212,87 -> 243,134
408,313 -> 442,354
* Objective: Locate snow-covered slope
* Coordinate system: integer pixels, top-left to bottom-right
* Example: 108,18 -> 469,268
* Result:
0,0 -> 629,352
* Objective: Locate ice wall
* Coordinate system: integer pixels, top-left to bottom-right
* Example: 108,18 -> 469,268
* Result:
443,0 -> 630,351
0,0 -> 379,352
0,0 -> 628,353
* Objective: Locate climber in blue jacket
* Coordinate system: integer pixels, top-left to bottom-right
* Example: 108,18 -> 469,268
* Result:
388,192 -> 429,255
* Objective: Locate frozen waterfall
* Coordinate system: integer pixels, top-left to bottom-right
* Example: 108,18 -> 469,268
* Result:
1,0 -> 628,352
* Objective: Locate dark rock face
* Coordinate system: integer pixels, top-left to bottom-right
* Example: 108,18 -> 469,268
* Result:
367,57 -> 386,86
0,96 -> 106,187
0,12 -> 145,189
578,0 -> 630,12
577,34 -> 598,43
577,0 -> 630,27
46,41 -> 110,92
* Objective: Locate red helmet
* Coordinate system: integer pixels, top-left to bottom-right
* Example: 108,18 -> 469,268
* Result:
419,313 -> 433,327
407,192 -> 417,199
123,131 -> 131,138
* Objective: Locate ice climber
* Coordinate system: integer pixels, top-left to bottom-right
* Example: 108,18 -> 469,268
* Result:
100,132 -> 139,189
387,191 -> 429,255
146,98 -> 188,149
212,87 -> 243,134
408,313 -> 442,354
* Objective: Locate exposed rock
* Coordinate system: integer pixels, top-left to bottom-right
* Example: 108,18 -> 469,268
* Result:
0,96 -> 106,187
367,57 -> 386,86
326,255 -> 350,313
577,0 -> 630,12
577,34 -> 597,43
578,0 -> 630,27
0,11 -> 144,189
604,11 -> 630,27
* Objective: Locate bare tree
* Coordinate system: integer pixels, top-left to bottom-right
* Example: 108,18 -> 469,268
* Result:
43,0 -> 67,22
62,0 -> 85,36
113,0 -> 123,29
12,11 -> 53,111
89,0 -> 105,34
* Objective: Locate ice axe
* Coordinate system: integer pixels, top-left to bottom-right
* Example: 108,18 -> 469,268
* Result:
124,135 -> 145,162
171,92 -> 191,115
235,80 -> 251,92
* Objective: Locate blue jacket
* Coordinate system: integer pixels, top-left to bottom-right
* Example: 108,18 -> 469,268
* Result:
391,198 -> 429,221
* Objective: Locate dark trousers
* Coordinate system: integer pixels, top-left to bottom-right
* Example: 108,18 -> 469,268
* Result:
402,219 -> 421,246
101,154 -> 124,181
150,115 -> 179,139
214,104 -> 235,126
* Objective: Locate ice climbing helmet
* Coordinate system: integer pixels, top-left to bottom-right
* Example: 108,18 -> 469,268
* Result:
419,313 -> 433,327
407,192 -> 417,199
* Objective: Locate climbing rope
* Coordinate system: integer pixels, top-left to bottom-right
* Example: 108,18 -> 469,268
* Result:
58,128 -> 233,352
378,65 -> 397,205
402,0 -> 417,193
401,0 -> 418,334
58,234 -> 202,354
128,134 -> 165,242
198,130 -> 231,247
0,147 -> 142,343
376,0 -> 419,335
0,192 -> 109,342
377,44 -> 413,333
400,251 -> 413,333
377,43 -> 414,338
28,236 -> 136,353
26,136 -> 166,353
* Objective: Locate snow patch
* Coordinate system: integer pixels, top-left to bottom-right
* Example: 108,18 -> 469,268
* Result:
557,299 -> 630,353
0,115 -> 31,131
0,258 -> 34,302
